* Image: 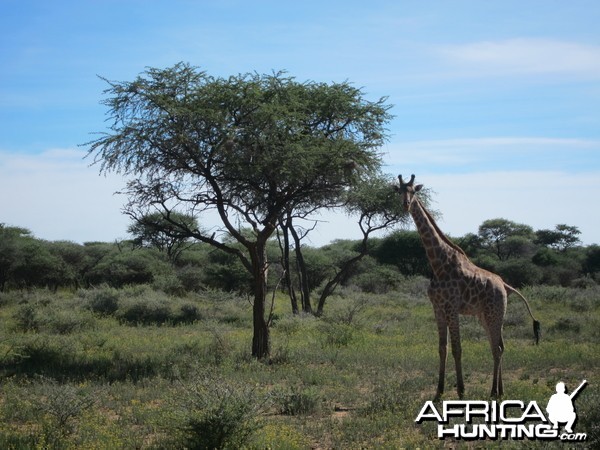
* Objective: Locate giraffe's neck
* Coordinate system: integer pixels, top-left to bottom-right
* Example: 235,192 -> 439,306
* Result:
410,198 -> 464,278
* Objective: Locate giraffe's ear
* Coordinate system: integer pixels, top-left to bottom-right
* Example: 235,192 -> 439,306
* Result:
414,184 -> 424,192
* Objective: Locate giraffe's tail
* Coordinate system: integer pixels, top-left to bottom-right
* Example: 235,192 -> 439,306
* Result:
505,283 -> 541,345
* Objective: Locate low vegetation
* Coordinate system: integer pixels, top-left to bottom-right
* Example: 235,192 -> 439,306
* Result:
0,280 -> 598,448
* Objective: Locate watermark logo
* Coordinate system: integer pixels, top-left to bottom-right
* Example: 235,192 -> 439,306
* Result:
415,380 -> 587,442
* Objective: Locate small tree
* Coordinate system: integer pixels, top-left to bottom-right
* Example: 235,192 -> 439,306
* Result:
128,212 -> 198,264
372,230 -> 430,277
315,174 -> 409,314
535,224 -> 582,252
0,224 -> 32,291
87,63 -> 391,358
478,218 -> 534,261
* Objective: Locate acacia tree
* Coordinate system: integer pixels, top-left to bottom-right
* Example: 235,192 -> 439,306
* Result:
87,63 -> 391,358
128,212 -> 198,264
478,218 -> 534,261
535,224 -> 582,252
315,174 -> 410,314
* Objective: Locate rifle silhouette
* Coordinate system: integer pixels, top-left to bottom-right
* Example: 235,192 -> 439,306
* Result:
569,380 -> 587,400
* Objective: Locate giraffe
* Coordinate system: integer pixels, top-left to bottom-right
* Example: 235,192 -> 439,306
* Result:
395,174 -> 540,399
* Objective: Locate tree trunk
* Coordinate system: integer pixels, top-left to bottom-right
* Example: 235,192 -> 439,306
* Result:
290,225 -> 312,314
279,220 -> 299,314
250,241 -> 270,359
316,226 -> 370,316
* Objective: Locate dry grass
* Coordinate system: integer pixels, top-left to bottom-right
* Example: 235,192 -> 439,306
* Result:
0,282 -> 598,448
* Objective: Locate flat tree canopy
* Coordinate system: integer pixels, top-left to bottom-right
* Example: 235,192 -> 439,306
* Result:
87,63 -> 392,358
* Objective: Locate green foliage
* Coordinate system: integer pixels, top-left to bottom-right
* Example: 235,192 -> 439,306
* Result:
371,230 -> 430,277
87,64 -> 395,358
86,247 -> 164,288
1,213 -> 595,301
352,263 -> 404,293
583,245 -> 600,275
117,295 -> 173,326
166,373 -> 266,449
34,377 -> 98,435
85,285 -> 120,315
275,385 -> 322,415
128,211 -> 198,263
202,246 -> 253,293
497,258 -> 543,288
478,218 -> 534,261
576,388 -> 600,447
296,245 -> 336,291
318,322 -> 356,349
360,377 -> 426,417
0,285 -> 598,448
535,224 -> 582,251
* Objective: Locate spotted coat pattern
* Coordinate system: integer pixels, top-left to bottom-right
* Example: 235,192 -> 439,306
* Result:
397,175 -> 539,399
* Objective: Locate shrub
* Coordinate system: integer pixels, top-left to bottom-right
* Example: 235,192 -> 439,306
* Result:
152,272 -> 185,296
176,265 -> 206,292
84,286 -> 120,315
275,385 -> 321,416
117,297 -> 172,325
12,303 -> 40,332
498,259 -> 542,288
550,317 -> 581,334
175,303 -> 202,324
44,308 -> 96,334
318,322 -> 355,349
352,264 -> 403,294
576,388 -> 600,447
167,374 -> 265,449
34,377 -> 98,434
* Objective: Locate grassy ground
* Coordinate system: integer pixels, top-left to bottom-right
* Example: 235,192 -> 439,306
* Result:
0,279 -> 598,449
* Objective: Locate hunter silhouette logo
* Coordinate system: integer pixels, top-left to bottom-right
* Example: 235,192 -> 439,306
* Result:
546,380 -> 587,434
415,379 -> 588,441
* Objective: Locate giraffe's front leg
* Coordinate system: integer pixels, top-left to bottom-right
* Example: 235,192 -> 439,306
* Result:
434,314 -> 448,400
448,314 -> 464,399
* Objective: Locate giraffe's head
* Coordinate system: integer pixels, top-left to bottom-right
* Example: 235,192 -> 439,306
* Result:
395,174 -> 423,211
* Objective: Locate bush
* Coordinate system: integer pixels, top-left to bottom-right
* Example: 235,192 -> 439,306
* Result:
167,374 -> 265,449
176,303 -> 202,324
84,286 -> 121,315
497,259 -> 542,288
152,272 -> 185,296
550,317 -> 581,334
576,387 -> 600,447
117,296 -> 172,326
351,264 -> 403,294
12,303 -> 40,332
275,385 -> 321,416
176,265 -> 206,292
318,322 -> 355,349
44,308 -> 96,335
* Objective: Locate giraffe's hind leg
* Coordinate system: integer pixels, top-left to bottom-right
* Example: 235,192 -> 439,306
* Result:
491,332 -> 504,397
484,317 -> 505,398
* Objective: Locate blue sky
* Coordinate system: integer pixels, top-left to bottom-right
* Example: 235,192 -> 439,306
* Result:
1,0 -> 599,245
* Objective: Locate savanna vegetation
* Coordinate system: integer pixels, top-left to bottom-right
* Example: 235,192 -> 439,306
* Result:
0,218 -> 599,448
1,64 -> 598,448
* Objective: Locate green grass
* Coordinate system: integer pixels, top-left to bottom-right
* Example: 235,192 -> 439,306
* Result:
0,281 -> 598,448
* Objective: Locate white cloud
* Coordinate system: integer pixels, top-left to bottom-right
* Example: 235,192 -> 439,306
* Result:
0,148 -> 129,242
384,137 -> 600,168
2,149 -> 599,247
439,39 -> 600,78
413,170 -> 600,245
383,138 -> 600,244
